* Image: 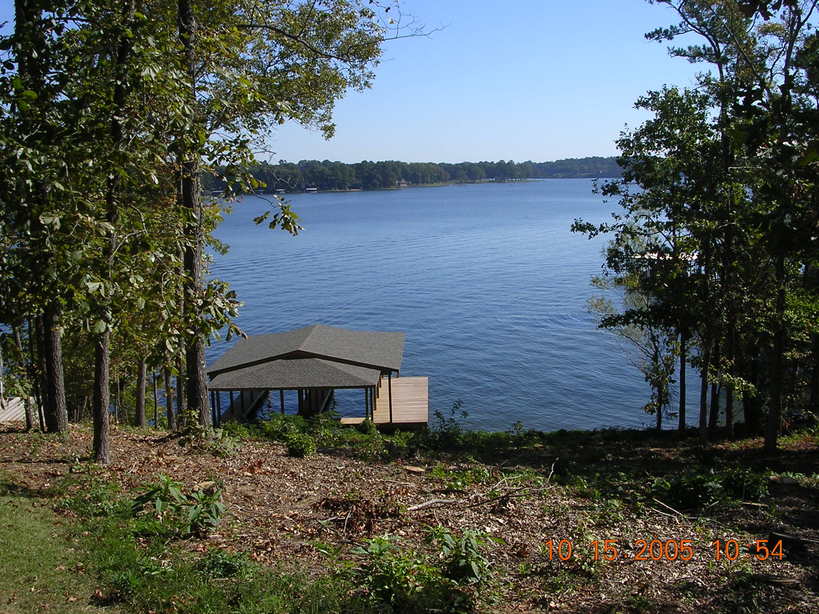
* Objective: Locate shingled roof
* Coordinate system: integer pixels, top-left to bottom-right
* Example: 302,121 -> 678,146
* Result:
208,357 -> 381,391
207,325 -> 405,389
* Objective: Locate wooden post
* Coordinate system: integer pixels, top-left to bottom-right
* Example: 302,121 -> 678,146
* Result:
280,389 -> 285,414
215,392 -> 221,426
388,372 -> 393,423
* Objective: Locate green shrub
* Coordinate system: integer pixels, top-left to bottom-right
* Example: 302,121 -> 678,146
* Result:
58,479 -> 126,518
220,421 -> 257,440
196,548 -> 255,579
429,400 -> 469,448
132,475 -> 225,537
356,418 -> 378,435
720,467 -> 769,501
650,467 -> 769,509
285,432 -> 317,457
261,414 -> 305,441
353,536 -> 472,613
430,465 -> 492,492
385,430 -> 415,458
428,527 -> 494,586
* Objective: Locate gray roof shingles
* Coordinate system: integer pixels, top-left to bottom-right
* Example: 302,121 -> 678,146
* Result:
207,324 -> 405,391
208,357 -> 381,390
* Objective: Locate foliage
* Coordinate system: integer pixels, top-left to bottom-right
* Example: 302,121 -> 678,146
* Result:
352,535 -> 477,613
430,464 -> 493,492
77,498 -> 366,613
204,156 -> 623,193
356,418 -> 378,435
131,475 -> 225,537
0,0 -> 418,459
427,527 -> 494,586
196,548 -> 256,580
56,478 -> 127,518
285,431 -> 317,458
650,467 -> 769,509
179,425 -> 241,458
572,0 -> 819,445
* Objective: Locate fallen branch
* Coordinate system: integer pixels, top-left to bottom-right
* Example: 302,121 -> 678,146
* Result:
647,506 -> 679,519
546,459 -> 557,484
464,485 -> 553,509
407,498 -> 459,512
651,497 -> 689,518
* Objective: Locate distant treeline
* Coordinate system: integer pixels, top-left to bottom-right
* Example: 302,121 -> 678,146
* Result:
207,156 -> 621,193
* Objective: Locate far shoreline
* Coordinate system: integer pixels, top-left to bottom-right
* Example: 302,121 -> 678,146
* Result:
233,176 -> 622,197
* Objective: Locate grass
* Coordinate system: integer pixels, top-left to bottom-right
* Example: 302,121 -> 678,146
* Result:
55,476 -> 369,614
0,476 -> 121,614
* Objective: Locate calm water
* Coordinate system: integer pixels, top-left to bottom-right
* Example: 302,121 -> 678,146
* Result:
210,179 -> 699,431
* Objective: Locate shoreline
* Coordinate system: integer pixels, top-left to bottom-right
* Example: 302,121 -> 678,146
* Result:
252,176 -> 621,196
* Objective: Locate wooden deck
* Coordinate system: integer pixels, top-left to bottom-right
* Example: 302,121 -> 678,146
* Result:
340,376 -> 428,426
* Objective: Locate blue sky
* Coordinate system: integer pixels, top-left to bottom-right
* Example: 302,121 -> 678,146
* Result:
270,0 -> 704,163
0,0 -> 704,163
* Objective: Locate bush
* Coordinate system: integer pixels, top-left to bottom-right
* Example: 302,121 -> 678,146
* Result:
196,548 -> 255,579
58,479 -> 127,518
285,432 -> 317,457
261,414 -> 305,441
356,419 -> 378,435
720,467 -> 769,501
650,466 -> 769,509
131,475 -> 225,537
429,400 -> 469,448
428,527 -> 493,586
353,536 -> 472,613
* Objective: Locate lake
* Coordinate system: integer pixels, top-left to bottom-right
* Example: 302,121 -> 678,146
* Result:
210,179 -> 700,432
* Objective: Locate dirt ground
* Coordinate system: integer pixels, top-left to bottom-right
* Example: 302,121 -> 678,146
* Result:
0,423 -> 817,613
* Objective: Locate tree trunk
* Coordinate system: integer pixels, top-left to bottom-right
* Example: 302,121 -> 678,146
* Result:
678,332 -> 686,431
135,359 -> 146,427
766,252 -> 786,452
709,382 -> 720,432
40,305 -> 68,433
91,0 -> 133,461
708,342 -> 721,433
152,371 -> 158,427
175,355 -> 186,427
656,386 -> 663,431
92,332 -> 111,464
177,0 -> 211,429
29,319 -> 46,431
725,323 -> 736,438
164,367 -> 176,431
699,343 -> 710,443
810,333 -> 819,415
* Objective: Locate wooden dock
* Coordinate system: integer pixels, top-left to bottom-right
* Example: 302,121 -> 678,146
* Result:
340,375 -> 428,426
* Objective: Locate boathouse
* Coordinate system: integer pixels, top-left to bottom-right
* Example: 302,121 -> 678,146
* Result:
206,324 -> 428,426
